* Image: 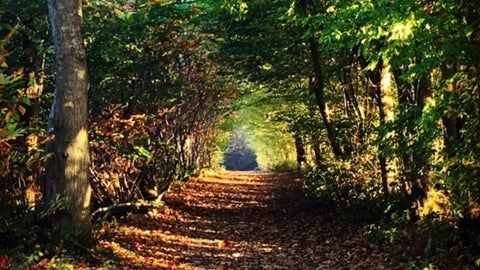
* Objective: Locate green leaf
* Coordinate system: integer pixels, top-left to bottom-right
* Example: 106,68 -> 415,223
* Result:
134,146 -> 153,160
114,8 -> 125,19
22,97 -> 31,106
364,60 -> 378,71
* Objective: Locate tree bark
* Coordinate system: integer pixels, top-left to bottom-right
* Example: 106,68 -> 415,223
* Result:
299,0 -> 345,160
440,64 -> 465,155
343,64 -> 365,145
394,69 -> 431,206
294,134 -> 307,169
359,56 -> 389,194
311,135 -> 324,168
308,38 -> 345,160
46,0 -> 91,243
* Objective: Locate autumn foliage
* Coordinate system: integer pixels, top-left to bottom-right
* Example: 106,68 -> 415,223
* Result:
0,0 -> 236,257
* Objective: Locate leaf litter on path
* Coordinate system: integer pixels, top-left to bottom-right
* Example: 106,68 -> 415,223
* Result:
93,171 -> 390,269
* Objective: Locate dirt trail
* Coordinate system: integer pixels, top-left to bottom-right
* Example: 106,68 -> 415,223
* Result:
97,171 -> 389,269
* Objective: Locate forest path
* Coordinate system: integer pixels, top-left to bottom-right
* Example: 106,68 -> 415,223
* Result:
97,172 -> 389,269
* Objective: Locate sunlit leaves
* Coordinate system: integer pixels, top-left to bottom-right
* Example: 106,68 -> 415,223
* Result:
221,0 -> 249,20
134,146 -> 153,160
388,16 -> 420,42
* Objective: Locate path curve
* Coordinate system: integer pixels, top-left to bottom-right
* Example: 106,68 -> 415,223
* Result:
98,171 -> 389,269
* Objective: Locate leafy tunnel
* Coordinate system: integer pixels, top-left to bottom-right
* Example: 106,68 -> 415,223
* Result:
0,0 -> 479,268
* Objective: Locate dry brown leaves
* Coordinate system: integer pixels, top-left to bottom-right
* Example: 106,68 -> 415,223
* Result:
89,171 -> 395,269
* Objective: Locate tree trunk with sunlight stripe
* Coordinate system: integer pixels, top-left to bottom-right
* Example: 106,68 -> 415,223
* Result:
45,0 -> 91,244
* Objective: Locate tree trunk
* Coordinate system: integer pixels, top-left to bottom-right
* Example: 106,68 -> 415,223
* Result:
308,38 -> 345,160
343,65 -> 365,145
370,69 -> 388,195
440,64 -> 465,154
394,69 -> 431,206
359,57 -> 389,194
45,0 -> 91,243
311,135 -> 324,168
294,134 -> 306,169
299,0 -> 345,160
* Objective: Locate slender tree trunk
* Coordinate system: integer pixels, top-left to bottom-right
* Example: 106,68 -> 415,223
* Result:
371,71 -> 389,195
394,69 -> 414,194
311,135 -> 324,168
344,65 -> 365,145
46,0 -> 91,243
440,64 -> 465,153
294,134 -> 306,169
308,39 -> 345,159
394,68 -> 431,206
359,57 -> 389,194
306,105 -> 325,168
299,0 -> 345,160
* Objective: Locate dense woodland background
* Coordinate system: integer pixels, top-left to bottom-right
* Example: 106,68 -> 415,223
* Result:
0,0 -> 479,268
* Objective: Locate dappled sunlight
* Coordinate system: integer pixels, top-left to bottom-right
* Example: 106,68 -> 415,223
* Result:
199,176 -> 277,186
95,172 -> 388,269
2,0 -> 478,268
389,16 -> 418,42
99,240 -> 182,269
63,127 -> 91,214
64,127 -> 89,179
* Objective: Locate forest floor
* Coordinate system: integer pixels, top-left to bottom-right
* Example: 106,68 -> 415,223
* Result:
3,173 -> 476,270
85,171 -> 397,270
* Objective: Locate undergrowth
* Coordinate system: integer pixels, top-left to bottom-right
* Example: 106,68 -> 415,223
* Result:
304,162 -> 480,268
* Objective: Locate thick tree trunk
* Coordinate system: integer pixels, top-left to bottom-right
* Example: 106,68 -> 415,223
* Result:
46,0 -> 91,243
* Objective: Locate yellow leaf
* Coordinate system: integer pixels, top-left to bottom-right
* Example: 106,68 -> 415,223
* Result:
10,68 -> 24,83
0,164 -> 9,177
5,110 -> 14,123
26,153 -> 40,168
17,105 -> 26,115
26,134 -> 38,151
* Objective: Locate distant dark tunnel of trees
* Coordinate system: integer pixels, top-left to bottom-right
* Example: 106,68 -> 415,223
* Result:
223,132 -> 259,171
